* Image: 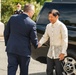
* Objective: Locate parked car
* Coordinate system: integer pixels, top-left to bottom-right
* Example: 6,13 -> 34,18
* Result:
31,0 -> 76,75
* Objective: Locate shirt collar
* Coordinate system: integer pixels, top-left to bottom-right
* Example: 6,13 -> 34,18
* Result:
51,19 -> 59,27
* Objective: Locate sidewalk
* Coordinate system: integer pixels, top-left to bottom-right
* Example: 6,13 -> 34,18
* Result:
0,41 -> 47,75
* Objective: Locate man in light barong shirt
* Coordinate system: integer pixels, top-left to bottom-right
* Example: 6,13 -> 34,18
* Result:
38,9 -> 68,75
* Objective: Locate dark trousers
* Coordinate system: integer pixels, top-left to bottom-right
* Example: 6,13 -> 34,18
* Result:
46,57 -> 63,75
7,53 -> 30,75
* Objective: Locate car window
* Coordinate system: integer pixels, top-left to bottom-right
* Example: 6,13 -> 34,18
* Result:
53,0 -> 76,2
36,2 -> 76,27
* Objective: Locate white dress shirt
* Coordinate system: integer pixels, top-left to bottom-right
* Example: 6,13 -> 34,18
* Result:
39,20 -> 68,59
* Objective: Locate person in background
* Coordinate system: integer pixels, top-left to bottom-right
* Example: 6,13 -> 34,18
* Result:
14,3 -> 23,14
38,9 -> 68,75
4,4 -> 38,75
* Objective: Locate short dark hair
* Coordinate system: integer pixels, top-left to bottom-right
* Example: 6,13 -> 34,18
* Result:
23,4 -> 34,12
48,9 -> 60,17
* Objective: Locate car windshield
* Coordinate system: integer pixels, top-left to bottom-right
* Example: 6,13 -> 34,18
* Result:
36,2 -> 76,27
53,0 -> 76,2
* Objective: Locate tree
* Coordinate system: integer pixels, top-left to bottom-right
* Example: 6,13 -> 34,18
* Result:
1,0 -> 51,24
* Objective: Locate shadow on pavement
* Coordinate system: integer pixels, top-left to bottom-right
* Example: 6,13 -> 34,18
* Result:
29,72 -> 46,75
29,71 -> 56,75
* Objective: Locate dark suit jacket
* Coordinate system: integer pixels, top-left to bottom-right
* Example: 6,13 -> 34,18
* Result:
4,13 -> 38,57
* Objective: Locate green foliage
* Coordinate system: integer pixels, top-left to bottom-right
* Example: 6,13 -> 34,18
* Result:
1,0 -> 13,23
1,0 -> 51,24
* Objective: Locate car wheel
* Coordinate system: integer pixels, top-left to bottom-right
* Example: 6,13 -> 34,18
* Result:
63,57 -> 76,75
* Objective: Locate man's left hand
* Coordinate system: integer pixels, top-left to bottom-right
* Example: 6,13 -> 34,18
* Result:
59,53 -> 65,61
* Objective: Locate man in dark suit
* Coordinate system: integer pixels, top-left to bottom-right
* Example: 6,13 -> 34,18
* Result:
4,4 -> 38,75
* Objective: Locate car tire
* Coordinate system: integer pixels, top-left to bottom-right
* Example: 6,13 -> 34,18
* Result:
63,57 -> 76,75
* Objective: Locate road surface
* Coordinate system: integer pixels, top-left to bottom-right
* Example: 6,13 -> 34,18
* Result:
0,41 -> 47,75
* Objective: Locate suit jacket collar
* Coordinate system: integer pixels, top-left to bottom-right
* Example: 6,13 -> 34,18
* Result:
22,13 -> 29,17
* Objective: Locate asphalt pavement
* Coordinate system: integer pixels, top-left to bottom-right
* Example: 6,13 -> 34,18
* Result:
0,41 -> 47,75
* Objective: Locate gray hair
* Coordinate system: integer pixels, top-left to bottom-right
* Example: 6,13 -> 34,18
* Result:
23,4 -> 35,12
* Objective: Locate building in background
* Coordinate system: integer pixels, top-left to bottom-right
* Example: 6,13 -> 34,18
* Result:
0,0 -> 4,41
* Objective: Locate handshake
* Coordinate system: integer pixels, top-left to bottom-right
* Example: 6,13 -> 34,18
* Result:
37,43 -> 42,48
